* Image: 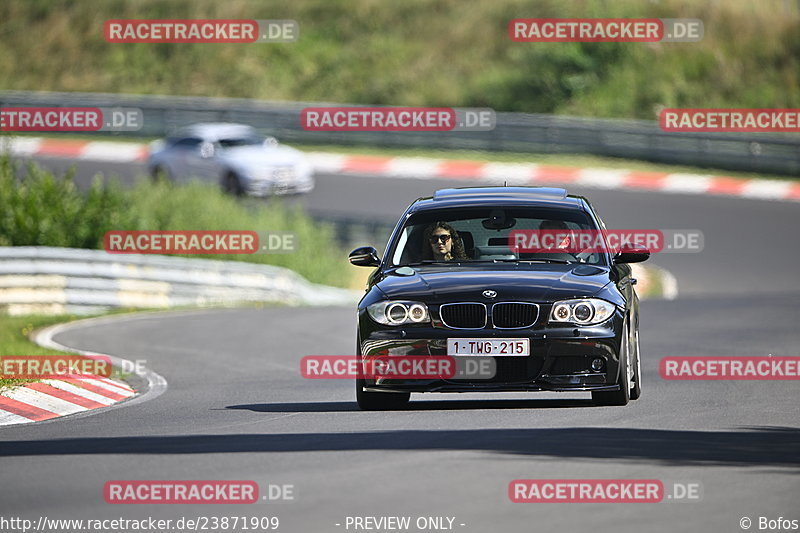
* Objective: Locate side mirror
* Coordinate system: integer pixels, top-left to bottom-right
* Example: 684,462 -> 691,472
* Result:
613,245 -> 650,264
349,246 -> 381,267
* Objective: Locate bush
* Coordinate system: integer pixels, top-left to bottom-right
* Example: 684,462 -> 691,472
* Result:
0,153 -> 351,287
0,0 -> 797,118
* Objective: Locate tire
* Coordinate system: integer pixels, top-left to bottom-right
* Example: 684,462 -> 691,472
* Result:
355,378 -> 411,410
222,172 -> 244,196
592,322 -> 631,406
354,335 -> 410,410
151,165 -> 171,183
629,326 -> 642,401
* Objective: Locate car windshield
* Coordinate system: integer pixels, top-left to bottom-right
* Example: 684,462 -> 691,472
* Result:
217,136 -> 264,149
389,207 -> 606,267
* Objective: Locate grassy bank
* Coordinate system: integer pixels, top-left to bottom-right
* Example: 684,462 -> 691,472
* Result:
0,315 -> 78,391
0,0 -> 797,119
0,154 -> 352,287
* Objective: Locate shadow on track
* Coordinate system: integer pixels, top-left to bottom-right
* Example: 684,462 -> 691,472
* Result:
224,399 -> 595,413
1,426 -> 798,468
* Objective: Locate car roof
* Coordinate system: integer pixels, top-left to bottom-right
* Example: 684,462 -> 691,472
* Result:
174,123 -> 258,142
407,187 -> 588,213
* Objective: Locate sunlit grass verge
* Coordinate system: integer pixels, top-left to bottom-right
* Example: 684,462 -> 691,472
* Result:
0,153 -> 351,287
0,0 -> 797,118
0,315 -> 78,391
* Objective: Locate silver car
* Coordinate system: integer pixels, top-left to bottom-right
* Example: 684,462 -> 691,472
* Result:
147,123 -> 314,196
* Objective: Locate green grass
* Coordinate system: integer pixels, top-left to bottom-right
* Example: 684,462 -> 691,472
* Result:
0,315 -> 78,391
0,0 -> 798,119
0,153 -> 353,287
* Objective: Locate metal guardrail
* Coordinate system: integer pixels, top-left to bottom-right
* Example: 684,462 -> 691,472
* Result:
309,213 -> 396,252
1,91 -> 799,175
0,247 -> 359,315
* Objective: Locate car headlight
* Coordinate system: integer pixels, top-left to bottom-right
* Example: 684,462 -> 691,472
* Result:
367,301 -> 430,326
549,298 -> 617,326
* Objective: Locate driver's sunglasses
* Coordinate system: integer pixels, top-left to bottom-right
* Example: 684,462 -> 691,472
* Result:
429,234 -> 452,244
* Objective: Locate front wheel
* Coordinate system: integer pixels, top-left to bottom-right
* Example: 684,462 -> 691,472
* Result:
151,165 -> 172,183
355,378 -> 410,410
592,323 -> 631,406
629,326 -> 642,400
222,172 -> 244,196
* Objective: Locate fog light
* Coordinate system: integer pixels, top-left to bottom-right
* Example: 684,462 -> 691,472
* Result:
591,358 -> 604,371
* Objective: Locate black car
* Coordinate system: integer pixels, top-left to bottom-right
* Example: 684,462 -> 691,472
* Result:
349,187 -> 649,410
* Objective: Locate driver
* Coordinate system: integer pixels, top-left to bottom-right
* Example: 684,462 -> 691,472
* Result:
422,222 -> 468,261
539,219 -> 574,251
539,219 -> 595,262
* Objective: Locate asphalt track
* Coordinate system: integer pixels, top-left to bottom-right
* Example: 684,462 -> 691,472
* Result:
0,154 -> 798,532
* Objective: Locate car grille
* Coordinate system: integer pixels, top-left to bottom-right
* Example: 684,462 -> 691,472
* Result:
439,303 -> 486,329
492,302 -> 539,329
449,357 -> 544,383
493,357 -> 544,382
439,302 -> 540,329
550,356 -> 590,374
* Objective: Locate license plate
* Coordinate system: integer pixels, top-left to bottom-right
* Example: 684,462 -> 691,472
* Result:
447,338 -> 529,356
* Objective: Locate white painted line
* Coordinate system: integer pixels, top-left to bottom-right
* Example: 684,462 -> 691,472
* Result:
385,157 -> 443,179
32,314 -> 168,421
76,377 -> 136,397
306,152 -> 347,173
740,179 -> 793,199
661,174 -> 713,194
3,387 -> 87,416
481,162 -> 538,184
0,409 -> 33,426
576,168 -> 629,189
93,376 -> 135,393
41,379 -> 117,405
0,136 -> 43,156
80,142 -> 146,162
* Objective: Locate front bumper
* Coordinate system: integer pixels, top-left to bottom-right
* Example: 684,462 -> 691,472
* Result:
358,312 -> 624,394
245,176 -> 314,196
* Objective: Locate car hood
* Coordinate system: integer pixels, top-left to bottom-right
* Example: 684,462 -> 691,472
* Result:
221,145 -> 307,168
375,264 -> 612,303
